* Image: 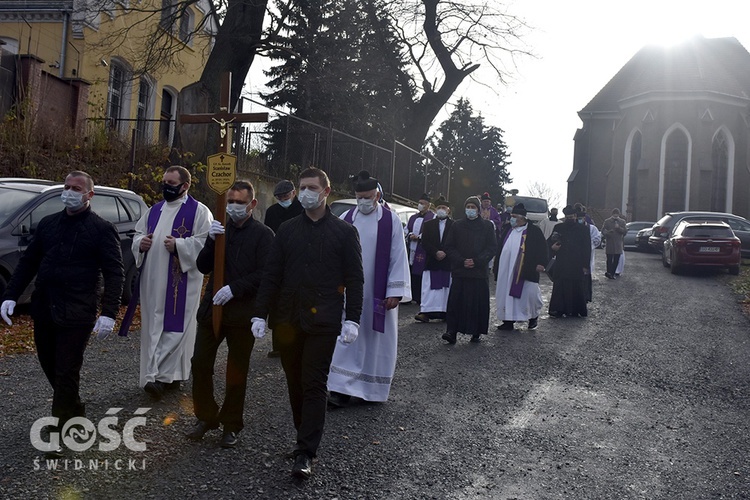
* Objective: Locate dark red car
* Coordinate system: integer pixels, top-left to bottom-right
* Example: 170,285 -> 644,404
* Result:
662,220 -> 741,275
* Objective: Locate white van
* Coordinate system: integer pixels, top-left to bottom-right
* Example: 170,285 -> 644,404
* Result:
504,195 -> 549,223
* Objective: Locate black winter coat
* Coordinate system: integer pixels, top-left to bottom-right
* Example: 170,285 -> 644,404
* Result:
497,223 -> 548,283
196,216 -> 274,327
263,197 -> 304,233
444,217 -> 497,279
3,207 -> 124,326
548,220 -> 592,279
253,207 -> 364,334
421,217 -> 453,272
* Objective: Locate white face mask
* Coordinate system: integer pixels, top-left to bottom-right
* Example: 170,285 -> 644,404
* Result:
417,203 -> 426,212
278,199 -> 293,209
357,197 -> 377,215
61,189 -> 86,210
298,188 -> 323,210
226,203 -> 249,222
436,208 -> 448,219
465,208 -> 478,220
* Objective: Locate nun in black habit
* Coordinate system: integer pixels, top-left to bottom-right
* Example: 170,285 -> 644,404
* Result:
442,196 -> 498,343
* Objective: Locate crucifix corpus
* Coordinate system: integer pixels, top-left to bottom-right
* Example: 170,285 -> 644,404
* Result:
179,72 -> 268,336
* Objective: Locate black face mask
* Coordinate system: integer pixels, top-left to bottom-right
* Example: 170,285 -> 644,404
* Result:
163,183 -> 184,202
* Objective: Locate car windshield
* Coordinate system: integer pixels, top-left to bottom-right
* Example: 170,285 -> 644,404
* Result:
512,196 -> 547,213
0,187 -> 39,226
681,226 -> 734,238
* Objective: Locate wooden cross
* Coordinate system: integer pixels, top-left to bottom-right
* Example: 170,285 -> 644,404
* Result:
179,72 -> 268,335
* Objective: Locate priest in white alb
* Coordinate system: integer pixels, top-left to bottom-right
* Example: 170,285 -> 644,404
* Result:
328,171 -> 411,406
495,203 -> 548,331
130,166 -> 213,400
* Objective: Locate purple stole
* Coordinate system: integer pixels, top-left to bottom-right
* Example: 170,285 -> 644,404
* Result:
150,196 -> 199,332
407,211 -> 434,275
344,207 -> 393,333
502,226 -> 528,298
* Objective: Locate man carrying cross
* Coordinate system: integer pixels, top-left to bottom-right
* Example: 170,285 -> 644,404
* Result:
132,166 -> 213,400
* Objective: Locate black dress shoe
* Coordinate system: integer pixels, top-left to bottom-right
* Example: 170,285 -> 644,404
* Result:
220,430 -> 241,448
441,331 -> 457,344
327,391 -> 351,408
144,381 -> 164,401
165,380 -> 181,391
469,334 -> 481,343
496,321 -> 514,331
186,420 -> 219,441
291,454 -> 313,479
528,317 -> 538,330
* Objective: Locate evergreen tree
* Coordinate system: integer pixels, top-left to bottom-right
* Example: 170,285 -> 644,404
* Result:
426,98 -> 511,208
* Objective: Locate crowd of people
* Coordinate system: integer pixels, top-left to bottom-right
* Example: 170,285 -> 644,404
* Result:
0,166 -> 628,481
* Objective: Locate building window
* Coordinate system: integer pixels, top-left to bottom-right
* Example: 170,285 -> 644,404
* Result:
711,131 -> 728,212
628,131 -> 642,219
107,63 -> 126,130
159,0 -> 174,32
179,10 -> 193,44
663,129 -> 688,213
159,88 -> 175,145
136,77 -> 152,144
160,0 -> 193,44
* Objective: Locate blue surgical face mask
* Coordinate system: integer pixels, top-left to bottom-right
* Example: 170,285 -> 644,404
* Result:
509,217 -> 518,228
226,203 -> 249,222
61,189 -> 86,210
578,218 -> 584,224
357,197 -> 377,215
436,208 -> 448,219
465,208 -> 478,220
278,199 -> 293,209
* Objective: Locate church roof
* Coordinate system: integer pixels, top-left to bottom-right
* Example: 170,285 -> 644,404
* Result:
580,36 -> 750,114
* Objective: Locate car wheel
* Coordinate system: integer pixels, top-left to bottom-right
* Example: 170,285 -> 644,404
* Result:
122,265 -> 140,304
729,265 -> 740,276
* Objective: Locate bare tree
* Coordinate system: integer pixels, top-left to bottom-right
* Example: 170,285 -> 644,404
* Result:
526,181 -> 563,209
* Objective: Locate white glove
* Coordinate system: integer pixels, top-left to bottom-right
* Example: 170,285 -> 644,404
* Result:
339,320 -> 359,344
93,315 -> 116,340
1,300 -> 16,326
251,317 -> 266,339
212,285 -> 234,305
208,220 -> 225,240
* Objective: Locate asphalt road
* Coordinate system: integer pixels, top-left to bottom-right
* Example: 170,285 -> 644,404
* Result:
1,249 -> 750,499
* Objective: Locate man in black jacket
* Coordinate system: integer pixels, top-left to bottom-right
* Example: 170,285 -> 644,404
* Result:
1,171 -> 124,458
187,180 -> 274,448
263,179 -> 304,358
494,203 -> 548,331
251,167 -> 364,480
415,196 -> 453,322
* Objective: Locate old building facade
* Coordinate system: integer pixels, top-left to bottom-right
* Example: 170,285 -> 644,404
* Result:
570,36 -> 750,221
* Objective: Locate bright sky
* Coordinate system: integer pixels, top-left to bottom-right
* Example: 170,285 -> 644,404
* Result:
461,0 -> 750,206
245,1 -> 750,207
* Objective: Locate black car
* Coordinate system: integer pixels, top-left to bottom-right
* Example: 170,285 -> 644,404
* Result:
0,178 -> 147,303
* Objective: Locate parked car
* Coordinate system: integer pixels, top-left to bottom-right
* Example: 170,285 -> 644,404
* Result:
0,178 -> 147,304
661,220 -> 741,275
649,211 -> 750,258
623,221 -> 655,250
635,227 -> 654,252
330,199 -> 419,228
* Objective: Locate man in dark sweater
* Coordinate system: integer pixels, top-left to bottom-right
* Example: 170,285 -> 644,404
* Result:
187,180 -> 274,449
251,167 -> 364,480
1,171 -> 124,458
263,179 -> 304,358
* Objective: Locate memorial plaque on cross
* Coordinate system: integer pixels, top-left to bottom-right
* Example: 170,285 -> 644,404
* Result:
180,72 -> 268,336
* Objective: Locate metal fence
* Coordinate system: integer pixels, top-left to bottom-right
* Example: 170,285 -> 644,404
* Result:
97,100 -> 453,203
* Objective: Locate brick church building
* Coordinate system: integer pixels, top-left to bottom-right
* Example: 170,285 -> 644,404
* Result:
569,36 -> 750,221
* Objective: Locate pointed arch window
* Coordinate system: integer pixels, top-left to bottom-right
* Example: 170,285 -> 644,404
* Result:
663,129 -> 688,213
628,131 -> 642,219
711,131 -> 729,212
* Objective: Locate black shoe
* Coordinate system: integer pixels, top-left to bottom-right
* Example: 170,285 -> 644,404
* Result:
470,334 -> 481,343
441,331 -> 457,345
528,317 -> 538,330
144,381 -> 164,401
267,350 -> 281,358
165,381 -> 181,391
291,454 -> 313,479
186,420 -> 219,441
327,391 -> 351,408
496,321 -> 514,331
549,311 -> 563,318
220,429 -> 241,448
414,313 -> 430,323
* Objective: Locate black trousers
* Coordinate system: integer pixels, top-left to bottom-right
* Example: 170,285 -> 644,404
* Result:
410,270 -> 422,304
275,322 -> 338,459
606,253 -> 621,276
33,316 -> 92,424
191,322 -> 255,432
